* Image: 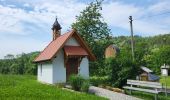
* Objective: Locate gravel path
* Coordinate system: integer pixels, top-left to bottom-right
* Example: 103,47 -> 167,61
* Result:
89,86 -> 142,100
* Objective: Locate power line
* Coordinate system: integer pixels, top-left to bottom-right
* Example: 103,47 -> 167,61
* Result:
134,11 -> 170,20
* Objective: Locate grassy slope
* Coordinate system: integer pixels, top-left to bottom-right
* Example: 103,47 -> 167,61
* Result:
0,75 -> 107,100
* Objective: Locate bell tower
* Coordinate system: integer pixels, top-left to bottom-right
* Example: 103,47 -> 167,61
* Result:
51,17 -> 62,40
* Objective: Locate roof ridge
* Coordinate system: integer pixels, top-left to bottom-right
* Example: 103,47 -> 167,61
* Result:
34,29 -> 96,62
34,40 -> 53,62
50,30 -> 75,59
34,30 -> 75,62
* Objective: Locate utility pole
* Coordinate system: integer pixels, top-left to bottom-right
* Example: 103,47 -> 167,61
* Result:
129,16 -> 135,61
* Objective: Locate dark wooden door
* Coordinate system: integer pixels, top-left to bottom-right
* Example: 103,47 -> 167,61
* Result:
66,58 -> 79,81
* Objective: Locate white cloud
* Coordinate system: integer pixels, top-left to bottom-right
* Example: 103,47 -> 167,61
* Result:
0,0 -> 86,35
23,3 -> 30,7
133,20 -> 170,36
102,1 -> 170,36
148,0 -> 170,13
0,37 -> 49,58
33,1 -> 86,30
101,1 -> 141,33
0,0 -> 86,58
102,2 -> 140,24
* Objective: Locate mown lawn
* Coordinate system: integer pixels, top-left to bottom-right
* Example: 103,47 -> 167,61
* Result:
0,75 -> 107,100
160,76 -> 170,88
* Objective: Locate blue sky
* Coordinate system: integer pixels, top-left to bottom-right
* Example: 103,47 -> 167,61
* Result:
0,0 -> 170,58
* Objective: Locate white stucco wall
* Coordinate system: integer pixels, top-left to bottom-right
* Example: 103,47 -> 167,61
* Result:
79,57 -> 89,78
37,36 -> 90,84
37,63 -> 53,84
52,50 -> 66,83
65,37 -> 80,46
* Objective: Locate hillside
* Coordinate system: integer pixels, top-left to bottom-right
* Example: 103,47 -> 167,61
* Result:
0,75 -> 106,100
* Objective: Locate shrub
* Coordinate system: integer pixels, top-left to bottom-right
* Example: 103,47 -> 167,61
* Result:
90,76 -> 109,86
69,74 -> 84,91
109,50 -> 138,88
81,80 -> 90,93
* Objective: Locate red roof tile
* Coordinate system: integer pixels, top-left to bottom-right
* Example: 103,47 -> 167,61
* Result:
34,30 -> 74,62
64,46 -> 88,56
34,29 -> 96,63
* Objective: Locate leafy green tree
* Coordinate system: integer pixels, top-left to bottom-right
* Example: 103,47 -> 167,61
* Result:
144,46 -> 170,74
134,41 -> 149,65
72,0 -> 111,56
158,46 -> 170,65
101,48 -> 139,88
72,0 -> 112,76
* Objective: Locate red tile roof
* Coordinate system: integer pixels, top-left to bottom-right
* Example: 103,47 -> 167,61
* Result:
64,46 -> 88,56
34,29 -> 95,62
34,30 -> 74,62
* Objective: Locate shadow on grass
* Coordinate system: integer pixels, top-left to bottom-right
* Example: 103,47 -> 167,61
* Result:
125,90 -> 170,100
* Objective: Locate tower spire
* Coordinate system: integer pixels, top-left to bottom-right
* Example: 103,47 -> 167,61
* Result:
52,17 -> 62,40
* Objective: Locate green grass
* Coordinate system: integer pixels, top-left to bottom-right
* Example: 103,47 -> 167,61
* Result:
160,76 -> 170,88
125,91 -> 170,100
0,75 -> 107,100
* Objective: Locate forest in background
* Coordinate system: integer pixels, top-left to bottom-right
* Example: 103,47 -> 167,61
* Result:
0,52 -> 39,75
0,34 -> 169,75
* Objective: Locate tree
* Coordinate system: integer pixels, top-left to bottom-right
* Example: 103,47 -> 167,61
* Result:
72,0 -> 111,58
103,48 -> 139,88
4,54 -> 14,59
0,52 -> 39,75
144,46 -> 170,74
134,41 -> 149,65
72,0 -> 112,76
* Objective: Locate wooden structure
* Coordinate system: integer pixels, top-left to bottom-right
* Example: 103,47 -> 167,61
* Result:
123,80 -> 165,100
105,44 -> 120,58
139,66 -> 159,82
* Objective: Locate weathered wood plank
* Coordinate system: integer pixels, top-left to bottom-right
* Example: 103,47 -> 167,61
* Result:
123,86 -> 160,94
127,80 -> 162,88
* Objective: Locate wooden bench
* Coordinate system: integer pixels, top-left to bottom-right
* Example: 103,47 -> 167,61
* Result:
123,80 -> 164,100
